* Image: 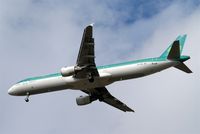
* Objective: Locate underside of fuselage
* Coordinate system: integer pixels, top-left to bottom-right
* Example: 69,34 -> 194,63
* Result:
8,59 -> 178,96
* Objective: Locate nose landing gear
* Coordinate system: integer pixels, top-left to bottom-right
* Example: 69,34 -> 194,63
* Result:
25,92 -> 30,102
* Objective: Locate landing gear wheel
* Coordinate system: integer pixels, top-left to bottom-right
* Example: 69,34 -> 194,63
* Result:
25,92 -> 30,102
25,97 -> 29,102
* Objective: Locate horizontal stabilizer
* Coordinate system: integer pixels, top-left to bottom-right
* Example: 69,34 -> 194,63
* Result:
174,63 -> 192,73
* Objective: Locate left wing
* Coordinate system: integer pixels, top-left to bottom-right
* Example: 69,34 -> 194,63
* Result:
75,24 -> 99,80
84,87 -> 134,112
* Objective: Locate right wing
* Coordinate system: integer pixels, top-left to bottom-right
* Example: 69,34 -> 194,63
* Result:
84,87 -> 134,112
75,24 -> 99,79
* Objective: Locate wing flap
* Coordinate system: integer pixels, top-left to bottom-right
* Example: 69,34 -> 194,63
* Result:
76,25 -> 95,66
75,25 -> 99,78
103,95 -> 134,112
93,87 -> 134,112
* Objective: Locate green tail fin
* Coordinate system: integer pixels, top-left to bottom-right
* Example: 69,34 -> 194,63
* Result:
160,35 -> 192,73
160,35 -> 187,58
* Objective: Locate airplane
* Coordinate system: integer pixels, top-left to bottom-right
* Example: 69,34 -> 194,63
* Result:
8,24 -> 192,112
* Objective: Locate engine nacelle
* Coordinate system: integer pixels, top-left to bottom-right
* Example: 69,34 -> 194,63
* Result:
76,95 -> 92,106
60,66 -> 75,77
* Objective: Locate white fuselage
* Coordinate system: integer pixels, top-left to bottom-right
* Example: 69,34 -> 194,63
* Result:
8,59 -> 178,96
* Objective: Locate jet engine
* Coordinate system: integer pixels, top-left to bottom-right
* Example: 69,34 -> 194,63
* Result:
60,66 -> 82,77
76,95 -> 93,106
60,66 -> 75,76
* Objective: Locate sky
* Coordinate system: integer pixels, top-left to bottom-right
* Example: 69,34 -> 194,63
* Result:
0,0 -> 200,134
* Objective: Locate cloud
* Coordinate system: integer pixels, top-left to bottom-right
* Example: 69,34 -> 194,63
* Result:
0,0 -> 199,134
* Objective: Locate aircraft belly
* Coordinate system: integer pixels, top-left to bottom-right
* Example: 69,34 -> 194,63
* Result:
63,72 -> 113,89
14,61 -> 178,96
18,72 -> 113,96
22,76 -> 68,95
104,61 -> 177,81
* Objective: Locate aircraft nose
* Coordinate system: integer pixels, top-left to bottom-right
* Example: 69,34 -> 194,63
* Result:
8,86 -> 16,96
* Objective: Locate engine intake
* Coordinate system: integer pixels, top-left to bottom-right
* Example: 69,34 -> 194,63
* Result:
60,66 -> 75,76
60,66 -> 82,77
76,95 -> 93,106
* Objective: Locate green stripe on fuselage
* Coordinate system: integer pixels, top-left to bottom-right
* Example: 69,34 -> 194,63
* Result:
17,73 -> 62,83
97,57 -> 166,69
17,57 -> 167,83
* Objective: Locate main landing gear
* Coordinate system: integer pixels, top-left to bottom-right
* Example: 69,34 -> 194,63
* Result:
25,92 -> 30,102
